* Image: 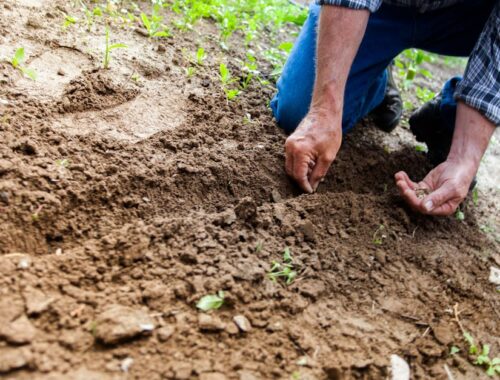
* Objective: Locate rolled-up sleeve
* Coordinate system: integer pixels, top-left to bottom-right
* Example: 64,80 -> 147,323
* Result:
454,2 -> 500,126
315,0 -> 382,12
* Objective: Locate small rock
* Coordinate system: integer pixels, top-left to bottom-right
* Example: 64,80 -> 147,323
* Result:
235,197 -> 257,223
156,325 -> 175,342
390,354 -> 410,380
198,314 -> 225,332
233,315 -> 252,333
300,220 -> 315,242
0,347 -> 32,373
489,266 -> 500,285
0,315 -> 37,344
0,191 -> 9,204
24,287 -> 54,315
57,68 -> 66,76
199,373 -> 228,380
215,208 -> 237,226
374,249 -> 387,264
18,257 -> 30,269
225,322 -> 239,335
120,357 -> 134,372
94,305 -> 155,344
270,189 -> 282,203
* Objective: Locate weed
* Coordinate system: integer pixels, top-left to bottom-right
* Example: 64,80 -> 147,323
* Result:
103,27 -> 127,69
141,5 -> 171,38
455,209 -> 465,221
268,247 -> 297,285
10,48 -> 37,80
196,291 -> 225,311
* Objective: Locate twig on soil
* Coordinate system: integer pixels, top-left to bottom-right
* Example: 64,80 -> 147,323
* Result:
411,226 -> 418,238
452,303 -> 466,335
444,364 -> 456,380
422,326 -> 430,337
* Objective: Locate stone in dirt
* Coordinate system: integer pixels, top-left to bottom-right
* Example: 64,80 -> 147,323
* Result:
390,354 -> 410,380
198,314 -> 226,332
233,315 -> 252,332
0,347 -> 32,373
156,325 -> 175,342
94,305 -> 155,345
489,266 -> 500,285
0,315 -> 37,344
199,373 -> 228,380
24,287 -> 55,315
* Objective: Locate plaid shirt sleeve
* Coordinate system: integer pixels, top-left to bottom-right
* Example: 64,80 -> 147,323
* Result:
316,0 -> 382,12
454,2 -> 500,126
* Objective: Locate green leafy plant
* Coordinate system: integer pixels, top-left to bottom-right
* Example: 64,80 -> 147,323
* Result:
219,63 -> 240,101
196,47 -> 206,65
185,66 -> 196,78
103,27 -> 127,69
269,247 -> 297,285
10,48 -> 37,80
140,5 -> 171,38
455,209 -> 465,221
63,14 -> 77,29
472,188 -> 479,206
196,291 -> 225,311
373,224 -> 387,245
464,332 -> 500,376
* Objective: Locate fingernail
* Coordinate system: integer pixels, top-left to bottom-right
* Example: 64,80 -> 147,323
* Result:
424,200 -> 434,211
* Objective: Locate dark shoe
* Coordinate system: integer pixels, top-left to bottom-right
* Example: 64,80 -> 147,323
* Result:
409,95 -> 477,189
371,65 -> 403,133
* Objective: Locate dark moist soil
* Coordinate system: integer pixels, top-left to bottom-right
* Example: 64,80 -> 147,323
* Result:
0,1 -> 499,379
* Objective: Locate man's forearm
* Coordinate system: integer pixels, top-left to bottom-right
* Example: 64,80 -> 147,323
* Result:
447,102 -> 496,169
311,6 -> 369,115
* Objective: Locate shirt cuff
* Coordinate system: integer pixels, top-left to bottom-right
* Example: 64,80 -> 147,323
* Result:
315,0 -> 382,12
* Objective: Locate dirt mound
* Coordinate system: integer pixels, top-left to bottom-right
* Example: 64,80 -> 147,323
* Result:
0,1 -> 498,379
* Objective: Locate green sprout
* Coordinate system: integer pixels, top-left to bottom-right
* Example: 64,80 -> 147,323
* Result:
140,5 -> 170,38
455,209 -> 465,221
268,247 -> 297,285
196,291 -> 225,311
472,188 -> 479,206
10,48 -> 37,80
373,224 -> 387,245
103,27 -> 127,69
463,332 -> 500,376
63,14 -> 77,29
184,66 -> 196,78
196,47 -> 206,65
219,63 -> 240,101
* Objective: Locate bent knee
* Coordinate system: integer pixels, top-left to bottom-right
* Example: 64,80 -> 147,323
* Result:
271,92 -> 308,135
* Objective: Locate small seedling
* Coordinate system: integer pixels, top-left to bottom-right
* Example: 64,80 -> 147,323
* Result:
415,144 -> 427,153
463,332 -> 500,376
373,224 -> 387,245
450,346 -> 460,356
255,241 -> 263,253
455,209 -> 465,221
472,188 -> 479,206
10,48 -> 37,80
219,63 -> 240,101
31,205 -> 43,222
56,159 -> 70,168
196,291 -> 224,311
184,66 -> 196,78
269,247 -> 297,285
63,15 -> 77,29
103,27 -> 127,69
140,5 -> 170,38
196,47 -> 206,65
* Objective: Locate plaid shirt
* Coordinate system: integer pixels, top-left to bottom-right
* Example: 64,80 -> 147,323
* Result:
317,0 -> 500,126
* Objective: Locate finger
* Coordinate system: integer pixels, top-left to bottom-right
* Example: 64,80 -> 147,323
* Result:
285,149 -> 294,176
292,155 -> 313,193
401,187 -> 422,211
310,156 -> 333,192
394,171 -> 418,191
421,182 -> 460,215
424,201 -> 458,216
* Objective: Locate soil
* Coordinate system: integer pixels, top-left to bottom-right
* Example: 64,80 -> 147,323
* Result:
0,1 -> 499,379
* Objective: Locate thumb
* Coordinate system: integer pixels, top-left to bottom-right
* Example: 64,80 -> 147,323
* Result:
421,182 -> 456,214
309,156 -> 333,192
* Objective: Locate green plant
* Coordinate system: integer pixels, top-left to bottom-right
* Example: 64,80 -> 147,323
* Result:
185,66 -> 196,77
464,332 -> 500,376
415,144 -> 427,153
141,5 -> 171,38
196,47 -> 206,65
472,188 -> 479,206
196,291 -> 225,311
103,27 -> 127,69
219,63 -> 240,100
63,14 -> 77,29
373,224 -> 387,245
269,247 -> 297,285
455,209 -> 465,221
10,48 -> 37,80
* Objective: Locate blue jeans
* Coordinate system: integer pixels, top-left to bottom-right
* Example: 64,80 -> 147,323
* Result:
270,0 -> 495,134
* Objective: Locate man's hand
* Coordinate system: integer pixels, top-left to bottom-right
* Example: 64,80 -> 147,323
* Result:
395,102 -> 495,216
395,158 -> 476,216
285,110 -> 342,193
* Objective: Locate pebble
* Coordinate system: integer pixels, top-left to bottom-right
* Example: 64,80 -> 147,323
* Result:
94,305 -> 155,344
120,357 -> 134,372
390,354 -> 410,380
489,266 -> 500,285
233,315 -> 252,333
0,347 -> 32,373
0,315 -> 37,344
198,314 -> 225,332
156,325 -> 175,342
24,287 -> 54,315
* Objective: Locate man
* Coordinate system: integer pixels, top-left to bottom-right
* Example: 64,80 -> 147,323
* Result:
271,0 -> 498,216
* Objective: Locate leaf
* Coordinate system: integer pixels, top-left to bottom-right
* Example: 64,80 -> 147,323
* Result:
219,63 -> 229,83
450,346 -> 460,355
278,41 -> 293,54
109,43 -> 127,50
20,67 -> 37,80
153,30 -> 170,37
12,47 -> 25,68
141,13 -> 151,32
472,188 -> 479,206
283,247 -> 292,263
196,293 -> 224,311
